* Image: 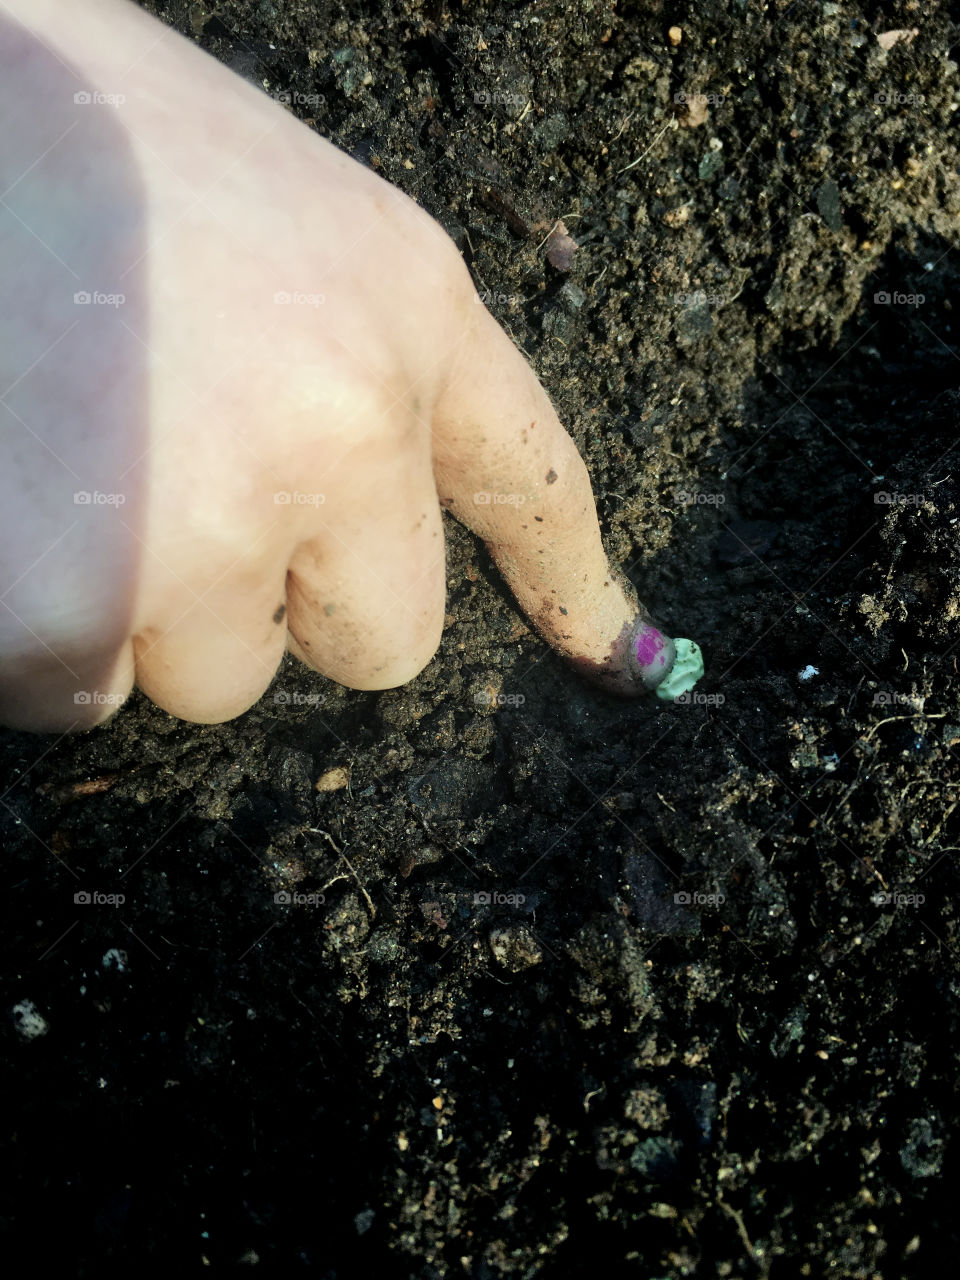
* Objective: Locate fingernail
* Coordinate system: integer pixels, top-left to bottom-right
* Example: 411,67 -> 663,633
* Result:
631,621 -> 677,691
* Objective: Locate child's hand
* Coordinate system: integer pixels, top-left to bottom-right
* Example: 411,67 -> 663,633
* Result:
0,0 -> 692,732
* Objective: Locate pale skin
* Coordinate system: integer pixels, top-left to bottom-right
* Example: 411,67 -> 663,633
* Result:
0,0 -> 671,734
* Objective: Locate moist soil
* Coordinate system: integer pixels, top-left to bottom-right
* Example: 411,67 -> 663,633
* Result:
3,2 -> 960,1275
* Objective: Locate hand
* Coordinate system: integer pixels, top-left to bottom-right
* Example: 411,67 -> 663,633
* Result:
0,0 -> 697,733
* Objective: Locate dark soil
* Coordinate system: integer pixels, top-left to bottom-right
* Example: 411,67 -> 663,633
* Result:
3,1 -> 960,1275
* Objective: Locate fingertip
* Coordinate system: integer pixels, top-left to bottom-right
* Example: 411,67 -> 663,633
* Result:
563,614 -> 681,699
0,641 -> 136,734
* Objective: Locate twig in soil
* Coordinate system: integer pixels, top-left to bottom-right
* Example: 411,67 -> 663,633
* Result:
308,825 -> 342,855
843,676 -> 867,718
306,826 -> 377,920
534,219 -> 560,252
608,114 -> 633,144
862,711 -> 946,744
716,1191 -> 768,1273
36,771 -> 129,803
917,798 -> 959,851
480,967 -> 512,985
334,853 -> 376,919
414,810 -> 478,875
715,273 -> 749,309
615,115 -> 678,174
317,871 -> 351,893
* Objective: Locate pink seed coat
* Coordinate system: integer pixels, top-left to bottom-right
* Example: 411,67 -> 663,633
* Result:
635,626 -> 668,669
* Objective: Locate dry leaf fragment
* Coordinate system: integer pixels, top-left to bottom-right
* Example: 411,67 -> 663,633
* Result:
876,28 -> 919,50
544,220 -> 578,271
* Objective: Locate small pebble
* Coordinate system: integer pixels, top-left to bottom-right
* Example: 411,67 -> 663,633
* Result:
488,923 -> 543,971
316,766 -> 350,792
11,999 -> 48,1040
101,948 -> 128,972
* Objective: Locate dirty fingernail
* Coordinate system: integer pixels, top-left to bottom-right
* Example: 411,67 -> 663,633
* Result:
632,622 -> 676,690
